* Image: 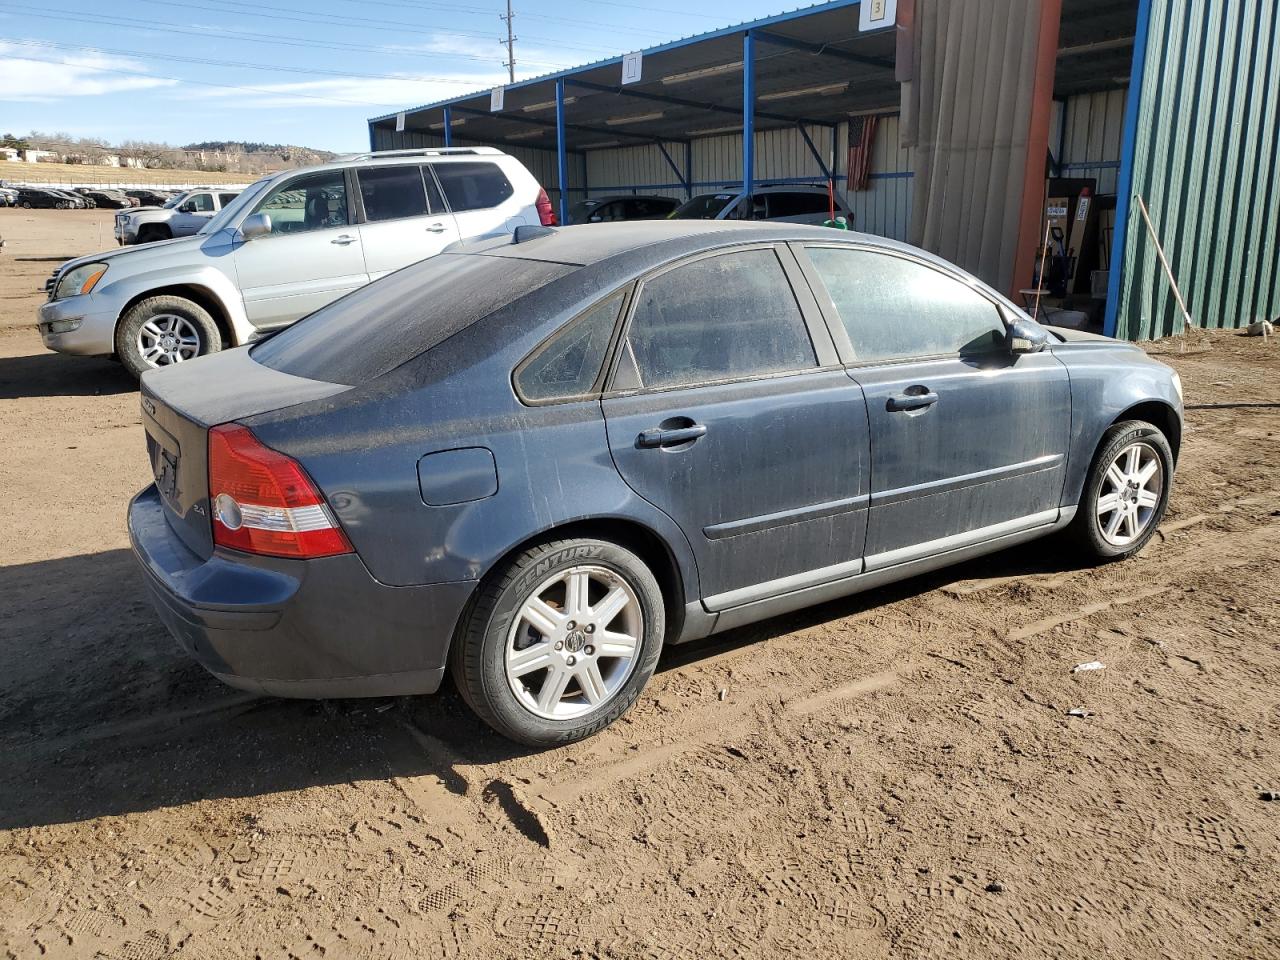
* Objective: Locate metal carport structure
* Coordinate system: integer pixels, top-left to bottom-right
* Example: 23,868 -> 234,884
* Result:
368,0 -> 902,226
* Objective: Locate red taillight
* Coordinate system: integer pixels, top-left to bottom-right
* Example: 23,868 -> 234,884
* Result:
536,186 -> 558,226
207,423 -> 352,559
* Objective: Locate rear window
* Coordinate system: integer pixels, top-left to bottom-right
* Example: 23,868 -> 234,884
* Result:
433,161 -> 514,211
669,193 -> 737,220
251,253 -> 572,385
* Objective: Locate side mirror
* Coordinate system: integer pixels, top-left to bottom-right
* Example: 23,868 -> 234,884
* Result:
240,212 -> 272,240
179,202 -> 196,213
1007,317 -> 1050,354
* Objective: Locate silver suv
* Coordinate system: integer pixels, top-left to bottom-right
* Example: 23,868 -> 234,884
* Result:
115,188 -> 243,245
41,148 -> 555,377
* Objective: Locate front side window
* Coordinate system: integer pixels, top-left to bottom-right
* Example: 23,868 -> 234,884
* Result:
186,193 -> 214,212
358,165 -> 431,222
432,161 -> 514,212
515,296 -> 623,402
806,246 -> 1007,362
255,170 -> 349,236
625,249 -> 816,390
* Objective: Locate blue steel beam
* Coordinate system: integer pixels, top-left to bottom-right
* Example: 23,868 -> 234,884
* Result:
1103,0 -> 1154,337
556,78 -> 569,226
563,77 -> 827,128
656,142 -> 690,195
751,28 -> 896,70
796,123 -> 832,180
743,31 -> 756,200
442,106 -> 453,147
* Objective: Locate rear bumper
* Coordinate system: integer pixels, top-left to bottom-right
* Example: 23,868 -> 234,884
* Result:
128,484 -> 475,698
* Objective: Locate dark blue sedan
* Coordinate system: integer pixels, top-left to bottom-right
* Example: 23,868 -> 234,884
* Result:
129,222 -> 1182,745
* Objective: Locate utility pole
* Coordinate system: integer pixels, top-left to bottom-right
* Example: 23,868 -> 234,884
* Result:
500,0 -> 515,83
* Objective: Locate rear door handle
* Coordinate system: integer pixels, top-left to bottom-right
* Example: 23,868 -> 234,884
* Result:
331,234 -> 357,245
637,424 -> 707,448
886,389 -> 939,412
426,222 -> 448,233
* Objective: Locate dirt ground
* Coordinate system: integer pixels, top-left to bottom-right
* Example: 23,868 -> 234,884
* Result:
1,208 -> 1278,960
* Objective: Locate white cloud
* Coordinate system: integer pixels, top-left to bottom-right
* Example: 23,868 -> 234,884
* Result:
0,44 -> 177,102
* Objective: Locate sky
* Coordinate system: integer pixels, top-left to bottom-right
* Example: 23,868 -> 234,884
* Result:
0,0 -> 806,152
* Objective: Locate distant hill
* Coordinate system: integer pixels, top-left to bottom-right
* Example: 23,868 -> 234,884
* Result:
181,142 -> 336,168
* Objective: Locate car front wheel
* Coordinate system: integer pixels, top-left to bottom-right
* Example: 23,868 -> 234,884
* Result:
1069,419 -> 1173,560
451,538 -> 666,746
115,295 -> 222,379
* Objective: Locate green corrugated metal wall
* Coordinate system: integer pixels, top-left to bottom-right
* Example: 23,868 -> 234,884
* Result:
1116,0 -> 1280,339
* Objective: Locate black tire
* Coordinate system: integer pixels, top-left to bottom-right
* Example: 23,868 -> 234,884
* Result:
137,224 -> 171,243
20,201 -> 31,209
1068,419 -> 1173,561
114,295 -> 222,380
451,538 -> 666,747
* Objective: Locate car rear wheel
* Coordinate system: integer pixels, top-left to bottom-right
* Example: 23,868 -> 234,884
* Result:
451,538 -> 665,746
1069,419 -> 1173,560
115,295 -> 222,379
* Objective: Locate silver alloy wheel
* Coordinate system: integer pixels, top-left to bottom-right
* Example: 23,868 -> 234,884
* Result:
1095,440 -> 1163,546
137,313 -> 201,367
505,565 -> 643,721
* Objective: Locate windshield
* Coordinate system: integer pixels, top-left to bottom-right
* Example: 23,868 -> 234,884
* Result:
162,192 -> 186,209
669,192 -> 739,220
199,178 -> 271,234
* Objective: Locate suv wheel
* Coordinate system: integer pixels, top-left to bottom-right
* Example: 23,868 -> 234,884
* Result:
451,538 -> 666,746
138,224 -> 171,243
115,295 -> 222,379
1069,420 -> 1173,560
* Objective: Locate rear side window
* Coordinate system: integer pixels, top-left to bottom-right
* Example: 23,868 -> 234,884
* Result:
767,192 -> 829,217
625,249 -> 816,390
805,246 -> 1006,362
252,254 -> 572,385
358,164 -> 430,221
515,296 -> 623,402
218,192 -> 239,207
433,162 -> 514,211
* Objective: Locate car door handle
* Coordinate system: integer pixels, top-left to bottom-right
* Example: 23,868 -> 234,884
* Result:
637,424 -> 707,448
886,389 -> 939,412
331,234 -> 357,245
426,222 -> 448,233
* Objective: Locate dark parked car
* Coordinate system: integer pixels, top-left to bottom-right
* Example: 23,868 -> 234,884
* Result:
16,188 -> 68,209
129,222 -> 1182,746
569,194 -> 679,224
76,188 -> 132,209
125,189 -> 173,206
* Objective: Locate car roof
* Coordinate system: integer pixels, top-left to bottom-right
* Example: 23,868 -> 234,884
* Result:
463,220 -> 919,268
257,147 -> 516,188
575,194 -> 678,204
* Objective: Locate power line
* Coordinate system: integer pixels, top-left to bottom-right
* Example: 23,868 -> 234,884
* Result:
0,36 -> 493,86
0,3 -> 569,66
1,48 -> 422,106
322,0 -> 672,38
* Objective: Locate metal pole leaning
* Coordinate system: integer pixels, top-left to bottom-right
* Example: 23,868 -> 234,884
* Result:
1134,193 -> 1195,333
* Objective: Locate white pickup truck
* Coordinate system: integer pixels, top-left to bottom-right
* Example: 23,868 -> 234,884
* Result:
115,187 -> 243,245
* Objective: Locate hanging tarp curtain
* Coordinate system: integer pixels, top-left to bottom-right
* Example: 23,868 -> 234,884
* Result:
900,0 -> 1046,294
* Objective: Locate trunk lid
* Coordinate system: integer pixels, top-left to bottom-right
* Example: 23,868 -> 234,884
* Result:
139,348 -> 349,558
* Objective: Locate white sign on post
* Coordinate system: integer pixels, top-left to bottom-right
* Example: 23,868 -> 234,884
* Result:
859,0 -> 896,31
621,51 -> 643,85
395,112 -> 405,132
490,86 -> 505,112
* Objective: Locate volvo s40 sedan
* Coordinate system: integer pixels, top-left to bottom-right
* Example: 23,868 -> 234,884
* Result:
129,222 -> 1182,746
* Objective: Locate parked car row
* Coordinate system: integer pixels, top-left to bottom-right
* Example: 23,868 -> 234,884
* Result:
565,184 -> 851,227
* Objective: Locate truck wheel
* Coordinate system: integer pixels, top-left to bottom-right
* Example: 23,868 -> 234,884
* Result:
137,224 -> 172,243
1068,420 -> 1173,561
451,538 -> 666,746
115,296 -> 222,379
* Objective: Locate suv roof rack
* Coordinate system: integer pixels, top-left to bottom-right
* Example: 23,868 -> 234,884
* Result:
335,147 -> 504,162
